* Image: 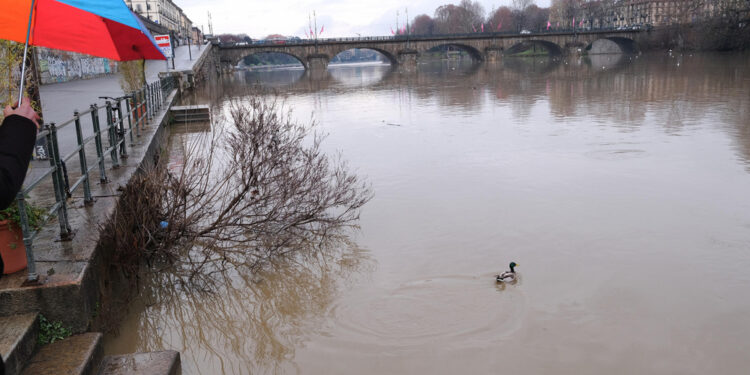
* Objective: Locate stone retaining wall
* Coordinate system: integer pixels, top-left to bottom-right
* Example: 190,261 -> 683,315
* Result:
36,48 -> 118,85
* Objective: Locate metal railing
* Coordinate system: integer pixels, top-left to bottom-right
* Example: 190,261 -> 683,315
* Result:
14,75 -> 177,282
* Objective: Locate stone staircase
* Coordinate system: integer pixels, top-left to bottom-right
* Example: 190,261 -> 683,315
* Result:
1,313 -> 180,374
0,313 -> 38,375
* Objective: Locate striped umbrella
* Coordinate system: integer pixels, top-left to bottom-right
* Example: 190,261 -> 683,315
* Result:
0,0 -> 166,103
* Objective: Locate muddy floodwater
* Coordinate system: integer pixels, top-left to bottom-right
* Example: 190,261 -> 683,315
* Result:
104,53 -> 750,374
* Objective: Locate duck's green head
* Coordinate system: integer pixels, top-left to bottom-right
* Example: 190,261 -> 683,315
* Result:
510,262 -> 518,272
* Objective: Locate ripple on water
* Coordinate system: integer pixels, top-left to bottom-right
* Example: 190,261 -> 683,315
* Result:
584,149 -> 647,161
328,275 -> 525,348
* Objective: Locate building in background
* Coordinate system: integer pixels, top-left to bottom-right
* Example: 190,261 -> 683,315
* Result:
550,0 -> 750,30
125,0 -> 193,45
31,0 -> 194,85
137,13 -> 170,37
191,27 -> 204,45
20,1 -> 197,87
179,11 -> 193,44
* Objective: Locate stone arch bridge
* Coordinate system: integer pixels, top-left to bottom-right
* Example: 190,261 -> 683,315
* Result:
219,30 -> 644,71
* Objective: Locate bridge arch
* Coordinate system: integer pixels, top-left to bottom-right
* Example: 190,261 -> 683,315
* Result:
234,50 -> 308,70
329,47 -> 398,65
505,40 -> 563,56
420,43 -> 484,62
586,37 -> 638,54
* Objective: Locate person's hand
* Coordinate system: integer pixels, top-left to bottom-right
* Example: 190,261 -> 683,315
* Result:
3,98 -> 41,129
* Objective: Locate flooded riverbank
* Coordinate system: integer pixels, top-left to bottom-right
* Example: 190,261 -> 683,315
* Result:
105,52 -> 750,374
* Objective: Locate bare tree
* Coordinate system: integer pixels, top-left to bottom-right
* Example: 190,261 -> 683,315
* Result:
103,96 -> 372,280
434,1 -> 486,34
434,4 -> 471,33
460,0 -> 486,27
513,0 -> 535,12
412,14 -> 437,35
488,6 -> 516,32
217,33 -> 252,43
550,0 -> 582,29
584,0 -> 616,29
525,5 -> 551,31
512,0 -> 537,31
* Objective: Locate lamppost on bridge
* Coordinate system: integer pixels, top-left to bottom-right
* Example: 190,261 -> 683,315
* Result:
405,7 -> 410,48
309,11 -> 319,52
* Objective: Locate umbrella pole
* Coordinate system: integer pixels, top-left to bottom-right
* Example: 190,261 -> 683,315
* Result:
17,0 -> 37,105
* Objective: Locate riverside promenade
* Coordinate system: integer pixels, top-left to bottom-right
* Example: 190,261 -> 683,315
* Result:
1,43 -> 212,375
40,43 -> 210,156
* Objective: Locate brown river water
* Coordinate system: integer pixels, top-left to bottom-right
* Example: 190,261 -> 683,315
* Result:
104,52 -> 750,374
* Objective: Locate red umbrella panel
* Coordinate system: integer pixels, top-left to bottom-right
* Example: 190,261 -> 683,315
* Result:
1,0 -> 166,103
0,0 -> 167,61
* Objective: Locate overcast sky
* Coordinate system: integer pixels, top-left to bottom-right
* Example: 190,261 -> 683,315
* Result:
177,0 -> 552,38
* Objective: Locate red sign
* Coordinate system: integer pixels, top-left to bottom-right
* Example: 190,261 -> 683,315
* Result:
154,35 -> 173,58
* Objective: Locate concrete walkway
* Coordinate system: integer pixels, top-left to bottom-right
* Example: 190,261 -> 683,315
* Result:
37,43 -> 209,159
145,43 -> 209,82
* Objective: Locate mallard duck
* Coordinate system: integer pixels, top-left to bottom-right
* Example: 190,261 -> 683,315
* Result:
496,262 -> 518,282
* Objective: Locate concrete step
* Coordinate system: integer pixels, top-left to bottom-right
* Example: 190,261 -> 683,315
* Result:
0,313 -> 39,375
98,351 -> 181,375
21,332 -> 102,375
171,104 -> 210,122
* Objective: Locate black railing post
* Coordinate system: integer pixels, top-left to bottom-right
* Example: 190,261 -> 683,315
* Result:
148,84 -> 153,120
151,82 -> 157,113
91,104 -> 108,183
139,88 -> 145,127
134,90 -> 145,135
135,92 -> 142,135
47,123 -> 72,239
105,101 -> 120,168
158,81 -> 163,108
146,84 -> 152,120
144,84 -> 149,120
124,95 -> 135,143
152,82 -> 158,113
153,82 -> 158,110
115,98 -> 128,158
16,193 -> 37,282
73,110 -> 94,204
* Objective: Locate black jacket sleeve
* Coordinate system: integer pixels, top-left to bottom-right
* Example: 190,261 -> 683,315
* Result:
0,115 -> 37,210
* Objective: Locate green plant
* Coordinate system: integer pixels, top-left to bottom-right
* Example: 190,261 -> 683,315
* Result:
0,199 -> 46,231
1,40 -> 24,117
38,315 -> 72,345
1,41 -> 41,121
118,59 -> 145,93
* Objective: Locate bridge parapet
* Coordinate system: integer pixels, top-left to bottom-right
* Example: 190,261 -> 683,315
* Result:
219,30 -> 645,71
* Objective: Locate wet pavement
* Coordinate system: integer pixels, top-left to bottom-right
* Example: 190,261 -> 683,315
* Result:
38,43 -> 209,158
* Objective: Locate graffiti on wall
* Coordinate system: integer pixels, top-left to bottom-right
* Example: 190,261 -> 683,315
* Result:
36,48 -> 118,84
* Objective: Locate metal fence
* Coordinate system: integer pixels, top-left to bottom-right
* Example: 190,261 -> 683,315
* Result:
13,75 -> 177,282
